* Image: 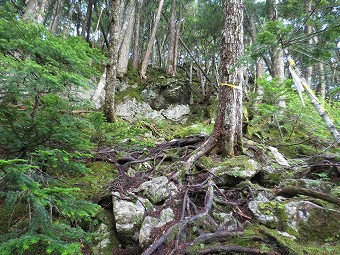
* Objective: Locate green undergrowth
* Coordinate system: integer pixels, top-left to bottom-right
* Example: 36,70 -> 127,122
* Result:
65,162 -> 118,201
245,225 -> 340,255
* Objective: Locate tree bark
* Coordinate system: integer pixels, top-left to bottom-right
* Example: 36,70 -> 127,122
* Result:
132,0 -> 143,68
287,54 -> 340,142
317,62 -> 326,101
104,0 -> 121,122
219,0 -> 244,156
266,0 -> 285,108
49,0 -> 62,35
173,0 -> 182,75
23,0 -> 49,24
76,0 -> 82,36
117,0 -> 136,77
140,0 -> 165,79
184,0 -> 244,172
82,0 -> 94,42
166,0 -> 176,76
304,0 -> 313,85
63,0 -> 75,37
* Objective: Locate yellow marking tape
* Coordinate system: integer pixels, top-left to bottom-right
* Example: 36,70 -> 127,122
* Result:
220,83 -> 241,90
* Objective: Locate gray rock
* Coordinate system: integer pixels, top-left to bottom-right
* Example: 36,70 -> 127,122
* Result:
116,97 -> 164,121
162,104 -> 190,122
112,192 -> 146,242
139,208 -> 175,247
280,179 -> 335,193
141,78 -> 191,110
93,209 -> 120,255
268,146 -> 290,167
214,156 -> 262,186
214,212 -> 242,231
250,197 -> 340,241
284,200 -> 340,241
136,176 -> 173,204
248,193 -> 278,225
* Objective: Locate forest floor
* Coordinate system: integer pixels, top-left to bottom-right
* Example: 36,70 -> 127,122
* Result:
75,119 -> 340,255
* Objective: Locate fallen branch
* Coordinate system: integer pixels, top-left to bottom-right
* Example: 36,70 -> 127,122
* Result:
195,245 -> 266,255
276,186 -> 340,206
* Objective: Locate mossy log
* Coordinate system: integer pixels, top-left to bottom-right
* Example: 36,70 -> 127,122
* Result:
276,186 -> 340,206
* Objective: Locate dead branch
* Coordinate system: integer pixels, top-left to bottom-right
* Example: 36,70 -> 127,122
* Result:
276,186 -> 340,206
194,245 -> 267,255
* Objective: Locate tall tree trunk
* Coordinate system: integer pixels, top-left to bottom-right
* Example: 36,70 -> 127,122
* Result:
219,0 -> 244,156
49,0 -> 62,35
92,6 -> 104,48
63,0 -> 75,37
76,0 -> 82,36
267,0 -> 285,108
304,0 -> 313,85
317,62 -> 326,101
82,0 -> 94,42
166,0 -> 176,76
140,0 -> 165,79
117,0 -> 136,77
23,0 -> 49,24
173,0 -> 182,75
132,0 -> 143,68
185,0 -> 244,173
245,4 -> 264,102
104,0 -> 121,122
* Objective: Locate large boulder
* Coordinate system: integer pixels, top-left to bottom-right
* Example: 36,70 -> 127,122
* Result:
285,201 -> 340,241
249,195 -> 340,241
92,209 -> 120,255
116,97 -> 164,121
141,78 -> 191,110
139,208 -> 175,248
213,155 -> 262,186
162,104 -> 190,122
135,176 -> 177,204
112,192 -> 149,242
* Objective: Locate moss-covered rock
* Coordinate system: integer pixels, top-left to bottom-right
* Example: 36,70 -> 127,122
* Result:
203,155 -> 262,186
112,192 -> 148,243
92,209 -> 120,255
280,179 -> 335,193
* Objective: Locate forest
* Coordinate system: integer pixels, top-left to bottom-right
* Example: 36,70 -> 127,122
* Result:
0,0 -> 339,254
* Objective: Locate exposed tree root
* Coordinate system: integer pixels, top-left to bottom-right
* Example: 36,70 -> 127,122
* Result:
276,186 -> 340,206
184,136 -> 217,174
141,169 -> 216,255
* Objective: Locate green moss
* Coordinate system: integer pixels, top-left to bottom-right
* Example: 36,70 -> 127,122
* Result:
256,225 -> 340,255
330,186 -> 340,197
92,209 -> 120,254
65,162 -> 118,201
172,123 -> 213,138
298,208 -> 340,242
115,87 -> 144,103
